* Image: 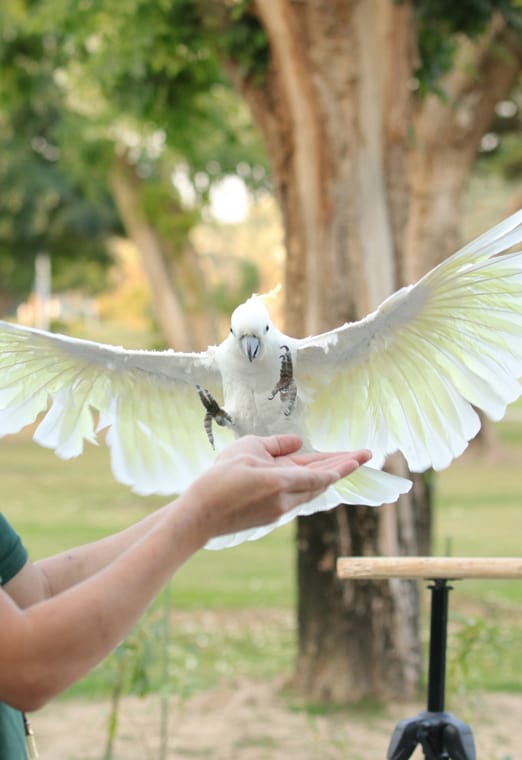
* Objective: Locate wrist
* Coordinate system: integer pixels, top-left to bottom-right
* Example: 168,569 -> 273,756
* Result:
164,491 -> 212,553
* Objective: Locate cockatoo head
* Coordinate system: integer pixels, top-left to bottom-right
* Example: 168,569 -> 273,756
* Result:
230,286 -> 281,363
230,298 -> 273,362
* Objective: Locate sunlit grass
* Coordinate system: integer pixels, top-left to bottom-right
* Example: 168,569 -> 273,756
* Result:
427,414 -> 522,698
1,430 -> 162,559
435,419 -> 522,607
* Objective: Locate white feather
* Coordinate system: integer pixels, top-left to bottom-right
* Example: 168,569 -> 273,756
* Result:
206,465 -> 412,550
0,210 -> 521,549
298,209 -> 522,473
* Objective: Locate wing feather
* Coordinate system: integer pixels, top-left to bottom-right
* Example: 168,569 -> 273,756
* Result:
296,210 -> 522,472
2,211 -> 521,549
205,464 -> 412,550
0,321 -> 224,494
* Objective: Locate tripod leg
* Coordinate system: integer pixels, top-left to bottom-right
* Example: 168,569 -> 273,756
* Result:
443,718 -> 476,760
387,712 -> 476,760
386,718 -> 420,760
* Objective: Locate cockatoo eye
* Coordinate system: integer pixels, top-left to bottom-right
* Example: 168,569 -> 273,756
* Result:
265,325 -> 270,333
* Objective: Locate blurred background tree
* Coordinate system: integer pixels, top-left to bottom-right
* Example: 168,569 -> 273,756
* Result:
0,0 -> 521,705
0,0 -> 270,346
0,14 -> 118,312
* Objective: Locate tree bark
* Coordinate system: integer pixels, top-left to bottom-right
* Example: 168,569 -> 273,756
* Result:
227,0 -> 521,702
110,156 -> 199,350
244,0 -> 423,702
404,17 -> 522,280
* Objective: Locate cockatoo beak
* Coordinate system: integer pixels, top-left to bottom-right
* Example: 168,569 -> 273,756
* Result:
240,335 -> 261,362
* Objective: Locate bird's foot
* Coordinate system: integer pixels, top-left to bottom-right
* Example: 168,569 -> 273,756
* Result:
268,345 -> 297,416
196,385 -> 233,449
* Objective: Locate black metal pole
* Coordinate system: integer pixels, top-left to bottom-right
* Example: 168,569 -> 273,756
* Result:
426,579 -> 452,713
386,577 -> 476,760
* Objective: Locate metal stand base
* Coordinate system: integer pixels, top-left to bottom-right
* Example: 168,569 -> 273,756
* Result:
386,579 -> 477,760
387,711 -> 476,760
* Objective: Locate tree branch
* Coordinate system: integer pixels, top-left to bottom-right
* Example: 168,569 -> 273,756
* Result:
109,155 -> 193,350
415,17 -> 522,154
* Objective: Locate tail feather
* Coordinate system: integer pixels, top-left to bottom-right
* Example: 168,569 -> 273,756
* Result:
205,465 -> 412,550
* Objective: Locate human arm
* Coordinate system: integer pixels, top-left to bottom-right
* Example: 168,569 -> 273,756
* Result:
0,500 -> 202,712
0,434 -> 370,711
6,436 -> 371,606
4,503 -> 173,608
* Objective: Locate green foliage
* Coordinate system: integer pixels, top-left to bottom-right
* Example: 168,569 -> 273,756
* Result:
413,0 -> 522,96
446,607 -> 522,702
72,607 -> 295,703
33,0 -> 269,185
210,257 -> 260,315
1,0 -> 518,310
141,180 -> 200,250
499,138 -> 522,178
102,606 -> 165,760
477,98 -> 522,181
217,0 -> 270,82
475,137 -> 522,181
0,0 -> 270,307
0,10 -> 118,299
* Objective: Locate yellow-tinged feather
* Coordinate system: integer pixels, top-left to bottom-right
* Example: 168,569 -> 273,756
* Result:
1,210 -> 522,549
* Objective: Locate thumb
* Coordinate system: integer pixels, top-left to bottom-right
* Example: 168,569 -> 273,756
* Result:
262,434 -> 304,458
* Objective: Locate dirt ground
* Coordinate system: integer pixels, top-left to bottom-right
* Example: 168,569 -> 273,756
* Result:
33,678 -> 520,760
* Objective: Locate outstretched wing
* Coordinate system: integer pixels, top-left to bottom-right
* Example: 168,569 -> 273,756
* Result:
295,210 -> 522,472
0,323 -> 229,494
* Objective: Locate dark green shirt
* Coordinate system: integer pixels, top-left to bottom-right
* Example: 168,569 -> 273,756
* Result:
0,513 -> 29,760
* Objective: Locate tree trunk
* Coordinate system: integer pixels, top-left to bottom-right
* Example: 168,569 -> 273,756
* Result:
295,501 -> 421,702
404,15 -> 522,280
242,0 -> 423,703
110,156 -> 198,350
227,0 -> 521,702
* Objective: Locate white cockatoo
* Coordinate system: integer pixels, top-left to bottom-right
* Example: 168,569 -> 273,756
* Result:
1,210 -> 521,549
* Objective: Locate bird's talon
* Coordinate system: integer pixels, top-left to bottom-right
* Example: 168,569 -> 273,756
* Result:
269,345 -> 297,416
196,385 -> 233,448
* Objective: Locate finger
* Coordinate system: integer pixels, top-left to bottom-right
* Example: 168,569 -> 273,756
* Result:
281,482 -> 336,512
307,457 -> 361,479
292,449 -> 372,464
283,491 -> 326,512
260,434 -> 304,458
216,434 -> 302,464
280,467 -> 339,495
318,453 -> 371,475
293,449 -> 372,469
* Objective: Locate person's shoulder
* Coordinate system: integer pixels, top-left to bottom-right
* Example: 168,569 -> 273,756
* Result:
0,515 -> 28,585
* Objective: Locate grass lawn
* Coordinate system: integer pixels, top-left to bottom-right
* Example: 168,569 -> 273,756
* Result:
1,412 -> 521,702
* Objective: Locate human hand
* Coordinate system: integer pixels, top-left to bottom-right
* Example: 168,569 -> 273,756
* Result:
217,434 -> 371,477
180,435 -> 372,542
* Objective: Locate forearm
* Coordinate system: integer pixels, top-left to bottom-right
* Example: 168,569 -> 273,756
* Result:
35,503 -> 172,596
1,498 -> 205,711
0,434 -> 365,712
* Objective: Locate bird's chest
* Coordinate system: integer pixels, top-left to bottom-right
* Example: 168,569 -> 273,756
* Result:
218,351 -> 301,437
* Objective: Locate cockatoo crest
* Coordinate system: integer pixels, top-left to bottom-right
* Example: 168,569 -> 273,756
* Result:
251,283 -> 282,305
